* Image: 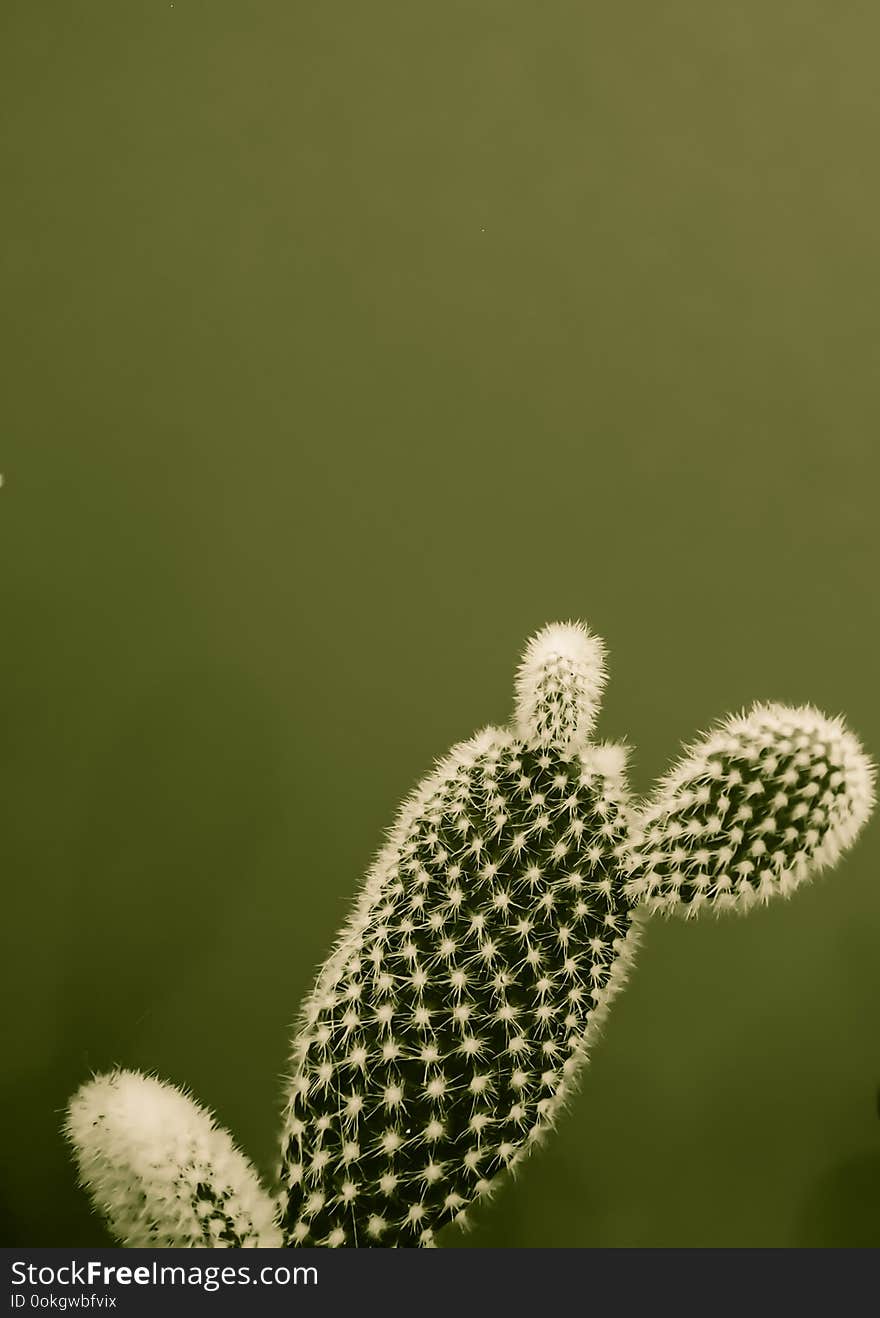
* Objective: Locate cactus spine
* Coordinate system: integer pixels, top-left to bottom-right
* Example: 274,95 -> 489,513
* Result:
63,622 -> 875,1248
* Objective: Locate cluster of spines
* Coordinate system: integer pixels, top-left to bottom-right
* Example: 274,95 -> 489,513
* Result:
280,723 -> 637,1247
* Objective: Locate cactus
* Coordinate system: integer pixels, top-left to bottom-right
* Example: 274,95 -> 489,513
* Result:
64,622 -> 875,1248
65,1070 -> 281,1247
623,703 -> 874,915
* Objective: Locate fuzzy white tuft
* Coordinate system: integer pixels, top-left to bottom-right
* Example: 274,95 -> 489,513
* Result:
65,1070 -> 281,1247
584,741 -> 630,782
514,621 -> 607,753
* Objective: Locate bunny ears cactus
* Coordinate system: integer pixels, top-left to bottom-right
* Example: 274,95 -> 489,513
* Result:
65,622 -> 875,1248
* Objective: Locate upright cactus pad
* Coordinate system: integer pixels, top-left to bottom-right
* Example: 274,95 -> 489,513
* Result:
63,621 -> 875,1249
281,698 -> 637,1245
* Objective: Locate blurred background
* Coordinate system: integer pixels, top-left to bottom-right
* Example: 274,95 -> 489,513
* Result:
2,2 -> 879,1247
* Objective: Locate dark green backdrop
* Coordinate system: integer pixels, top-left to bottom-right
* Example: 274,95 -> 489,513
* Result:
3,2 -> 878,1247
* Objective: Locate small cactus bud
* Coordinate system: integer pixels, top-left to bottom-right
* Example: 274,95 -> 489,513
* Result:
514,621 -> 607,754
65,1070 -> 281,1247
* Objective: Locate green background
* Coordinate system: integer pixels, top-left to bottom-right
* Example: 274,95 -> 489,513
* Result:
3,2 -> 879,1247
